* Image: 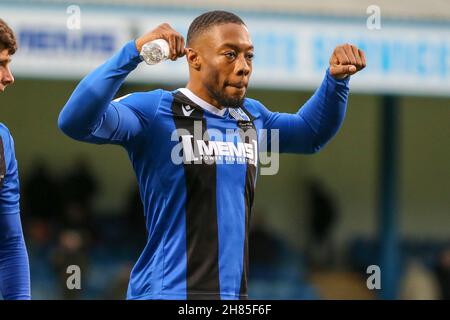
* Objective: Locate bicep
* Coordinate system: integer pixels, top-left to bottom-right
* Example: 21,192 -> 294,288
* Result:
86,91 -> 162,146
262,107 -> 317,154
88,101 -> 144,145
258,70 -> 349,154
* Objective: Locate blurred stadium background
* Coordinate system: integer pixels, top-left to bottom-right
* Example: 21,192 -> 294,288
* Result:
0,0 -> 449,299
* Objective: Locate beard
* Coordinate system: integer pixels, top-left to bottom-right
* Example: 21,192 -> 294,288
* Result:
205,82 -> 246,109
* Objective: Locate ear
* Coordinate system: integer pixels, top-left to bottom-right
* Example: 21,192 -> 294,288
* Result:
185,48 -> 201,70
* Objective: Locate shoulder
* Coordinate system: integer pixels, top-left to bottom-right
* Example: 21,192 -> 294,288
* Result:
0,123 -> 14,146
113,89 -> 165,107
111,89 -> 168,121
243,97 -> 271,119
0,123 -> 16,169
0,122 -> 12,136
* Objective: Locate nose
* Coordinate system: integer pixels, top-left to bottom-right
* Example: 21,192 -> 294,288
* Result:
235,54 -> 251,77
3,66 -> 14,86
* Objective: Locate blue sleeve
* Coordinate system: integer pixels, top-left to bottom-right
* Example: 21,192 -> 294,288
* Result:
58,40 -> 161,147
0,214 -> 30,300
0,129 -> 20,214
0,128 -> 30,300
257,68 -> 350,154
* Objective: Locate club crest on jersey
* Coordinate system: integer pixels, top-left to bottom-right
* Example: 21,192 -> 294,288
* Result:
229,107 -> 250,121
182,104 -> 194,117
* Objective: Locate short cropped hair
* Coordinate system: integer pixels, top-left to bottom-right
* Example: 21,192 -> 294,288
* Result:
186,10 -> 245,46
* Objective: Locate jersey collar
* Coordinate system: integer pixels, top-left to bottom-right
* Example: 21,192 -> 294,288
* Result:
177,88 -> 227,117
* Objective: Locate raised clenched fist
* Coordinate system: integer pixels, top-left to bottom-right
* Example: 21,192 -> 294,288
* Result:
329,43 -> 366,79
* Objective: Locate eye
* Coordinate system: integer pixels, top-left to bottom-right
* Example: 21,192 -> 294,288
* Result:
246,52 -> 255,60
224,51 -> 237,59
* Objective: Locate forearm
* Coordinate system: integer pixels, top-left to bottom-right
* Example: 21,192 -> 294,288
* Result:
298,68 -> 350,151
0,214 -> 31,300
58,40 -> 142,140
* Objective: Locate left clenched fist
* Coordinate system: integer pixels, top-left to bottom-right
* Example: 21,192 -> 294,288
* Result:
329,43 -> 366,79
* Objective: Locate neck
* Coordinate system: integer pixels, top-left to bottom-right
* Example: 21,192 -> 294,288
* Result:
185,80 -> 224,110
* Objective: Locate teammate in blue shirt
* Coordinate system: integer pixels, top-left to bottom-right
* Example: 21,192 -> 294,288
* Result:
58,11 -> 365,299
0,19 -> 31,300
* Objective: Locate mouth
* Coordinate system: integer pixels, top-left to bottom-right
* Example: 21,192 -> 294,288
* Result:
227,83 -> 247,90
